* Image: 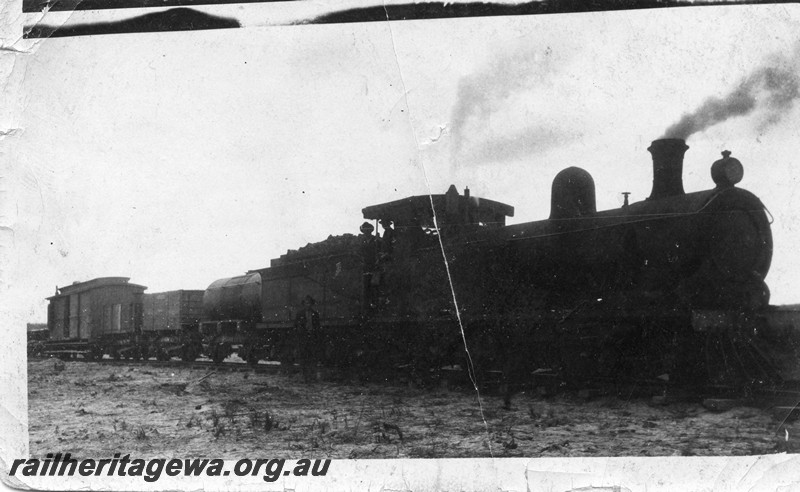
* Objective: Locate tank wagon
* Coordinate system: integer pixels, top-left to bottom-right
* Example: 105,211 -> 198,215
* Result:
196,274 -> 262,363
199,139 -> 793,389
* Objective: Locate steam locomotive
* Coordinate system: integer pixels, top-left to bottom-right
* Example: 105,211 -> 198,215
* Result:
196,138 -> 785,388
43,138 -> 797,390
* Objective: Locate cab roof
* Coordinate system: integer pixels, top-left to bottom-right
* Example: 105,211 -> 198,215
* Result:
361,185 -> 514,228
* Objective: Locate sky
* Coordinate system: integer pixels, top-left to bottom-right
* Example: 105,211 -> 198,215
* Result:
4,3 -> 800,324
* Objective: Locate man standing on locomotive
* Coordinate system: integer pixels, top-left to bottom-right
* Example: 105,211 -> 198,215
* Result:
379,218 -> 396,255
360,222 -> 379,313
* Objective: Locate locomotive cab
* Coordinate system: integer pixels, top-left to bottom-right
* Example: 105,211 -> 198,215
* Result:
362,185 -> 515,240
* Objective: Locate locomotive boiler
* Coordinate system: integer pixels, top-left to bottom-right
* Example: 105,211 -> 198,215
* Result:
199,138 -> 779,389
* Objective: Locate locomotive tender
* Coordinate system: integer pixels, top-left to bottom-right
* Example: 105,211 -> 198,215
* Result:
43,138 -> 794,389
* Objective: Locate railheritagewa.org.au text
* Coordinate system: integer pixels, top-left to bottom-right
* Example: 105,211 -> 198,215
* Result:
11,453 -> 330,482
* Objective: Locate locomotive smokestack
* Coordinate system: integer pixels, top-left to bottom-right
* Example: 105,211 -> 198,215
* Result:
647,138 -> 688,200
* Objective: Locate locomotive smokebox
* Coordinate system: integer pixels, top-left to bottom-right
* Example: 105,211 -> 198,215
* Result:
647,138 -> 688,200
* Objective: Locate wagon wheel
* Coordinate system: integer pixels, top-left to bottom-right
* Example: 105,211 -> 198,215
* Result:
30,342 -> 45,358
245,348 -> 260,366
181,344 -> 199,362
88,345 -> 103,361
156,348 -> 170,361
211,344 -> 229,364
136,345 -> 149,361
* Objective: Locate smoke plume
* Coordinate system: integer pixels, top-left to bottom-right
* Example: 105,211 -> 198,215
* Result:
663,62 -> 800,140
449,46 -> 570,168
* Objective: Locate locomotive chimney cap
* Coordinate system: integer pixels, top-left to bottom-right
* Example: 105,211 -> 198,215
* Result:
711,149 -> 743,187
647,138 -> 689,152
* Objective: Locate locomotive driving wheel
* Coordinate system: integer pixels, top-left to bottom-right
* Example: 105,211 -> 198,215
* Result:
211,343 -> 230,364
462,322 -> 505,389
181,344 -> 200,362
405,322 -> 454,386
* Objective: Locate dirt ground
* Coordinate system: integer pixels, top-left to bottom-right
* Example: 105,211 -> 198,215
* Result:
27,359 -> 800,459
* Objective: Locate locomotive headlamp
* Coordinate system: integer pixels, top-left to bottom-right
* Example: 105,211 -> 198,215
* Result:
711,150 -> 744,187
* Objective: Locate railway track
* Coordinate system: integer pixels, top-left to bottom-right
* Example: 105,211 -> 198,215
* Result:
28,355 -> 800,417
30,355 -> 283,374
103,359 -> 284,374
